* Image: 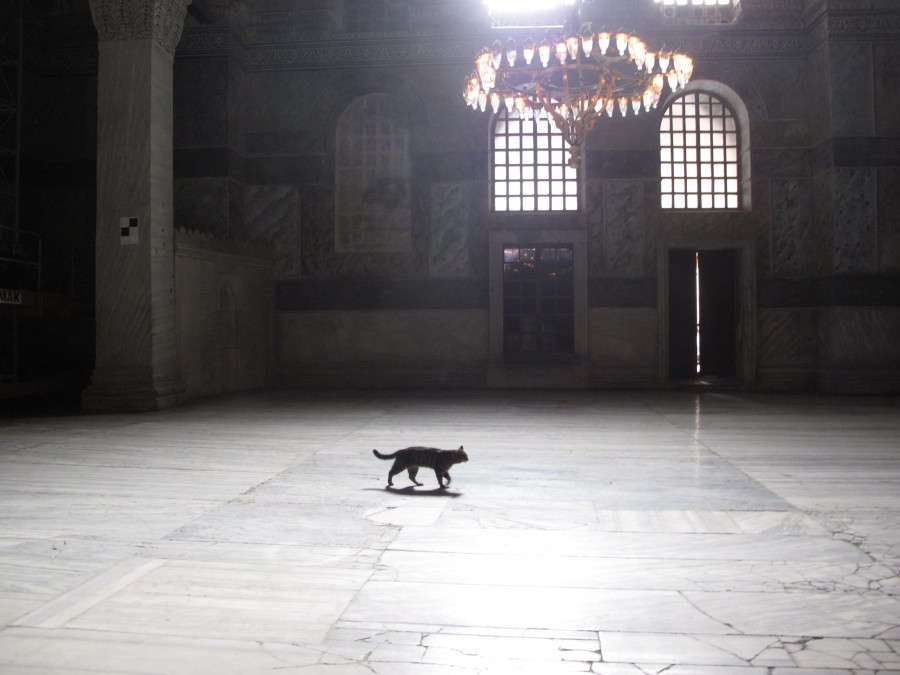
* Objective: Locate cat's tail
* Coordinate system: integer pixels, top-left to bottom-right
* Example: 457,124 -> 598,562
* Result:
372,449 -> 397,460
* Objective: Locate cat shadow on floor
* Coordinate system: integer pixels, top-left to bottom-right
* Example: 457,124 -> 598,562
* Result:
362,486 -> 462,497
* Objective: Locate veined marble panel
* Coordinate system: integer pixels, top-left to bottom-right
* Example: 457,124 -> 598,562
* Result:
343,581 -> 731,634
0,626 -> 323,673
429,182 -> 473,278
372,550 -> 870,594
603,180 -> 648,277
386,527 -> 866,563
586,179 -> 604,276
240,183 -> 301,279
685,590 -> 900,638
829,44 -> 875,138
771,179 -> 814,277
832,167 -> 876,274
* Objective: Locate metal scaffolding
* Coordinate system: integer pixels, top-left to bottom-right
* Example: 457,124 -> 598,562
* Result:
0,0 -> 25,383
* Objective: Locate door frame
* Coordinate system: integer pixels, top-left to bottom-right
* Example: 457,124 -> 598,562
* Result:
488,229 -> 588,386
656,235 -> 757,385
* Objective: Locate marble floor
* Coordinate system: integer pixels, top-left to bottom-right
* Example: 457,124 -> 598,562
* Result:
1,390 -> 899,674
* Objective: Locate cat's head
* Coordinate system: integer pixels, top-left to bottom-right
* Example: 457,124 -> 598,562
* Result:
457,445 -> 468,462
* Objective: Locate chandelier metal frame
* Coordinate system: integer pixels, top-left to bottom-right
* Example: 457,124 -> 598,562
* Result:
463,25 -> 695,167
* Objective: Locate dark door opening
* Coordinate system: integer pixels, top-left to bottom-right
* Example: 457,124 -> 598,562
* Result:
669,248 -> 738,379
503,245 -> 574,363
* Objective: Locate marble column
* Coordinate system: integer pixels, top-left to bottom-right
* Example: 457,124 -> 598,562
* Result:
82,0 -> 191,411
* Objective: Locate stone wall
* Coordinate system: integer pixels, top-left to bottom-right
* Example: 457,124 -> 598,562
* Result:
174,228 -> 274,400
165,0 -> 900,393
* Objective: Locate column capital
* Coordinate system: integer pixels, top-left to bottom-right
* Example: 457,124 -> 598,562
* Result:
89,0 -> 192,56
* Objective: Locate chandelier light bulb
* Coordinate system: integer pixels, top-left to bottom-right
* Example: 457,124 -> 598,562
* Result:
630,38 -> 646,69
618,97 -> 628,117
616,33 -> 628,56
476,52 -> 495,92
658,51 -> 670,72
631,97 -> 641,114
667,69 -> 679,91
504,95 -> 514,112
490,92 -> 501,113
566,35 -> 579,61
491,40 -> 503,69
606,99 -> 615,117
515,96 -> 527,114
645,51 -> 656,73
598,32 -> 610,55
642,89 -> 654,111
582,31 -> 594,58
478,91 -> 488,112
594,97 -> 605,114
523,38 -> 535,65
506,39 -> 517,67
539,42 -> 551,68
464,77 -> 479,108
556,41 -> 568,65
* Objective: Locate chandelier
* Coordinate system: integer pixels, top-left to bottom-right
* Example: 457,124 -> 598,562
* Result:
462,26 -> 695,167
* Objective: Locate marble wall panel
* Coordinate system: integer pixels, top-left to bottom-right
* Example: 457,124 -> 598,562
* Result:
585,179 -> 604,276
829,44 -> 874,137
174,177 -> 230,236
603,180 -> 648,278
429,182 -> 473,278
589,308 -> 658,367
807,44 -> 831,145
300,187 -> 421,280
175,231 -> 274,401
278,309 -> 489,369
752,120 -> 809,149
877,167 -> 900,271
758,308 -> 816,368
174,57 -> 228,148
749,58 -> 809,120
771,178 -> 814,277
877,167 -> 900,236
874,43 -> 900,136
832,167 -> 876,274
240,184 -> 301,279
818,306 -> 900,368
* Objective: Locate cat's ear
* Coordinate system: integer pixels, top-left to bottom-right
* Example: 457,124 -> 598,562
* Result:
458,445 -> 464,451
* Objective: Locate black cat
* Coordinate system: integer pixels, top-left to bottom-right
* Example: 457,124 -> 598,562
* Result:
372,445 -> 468,488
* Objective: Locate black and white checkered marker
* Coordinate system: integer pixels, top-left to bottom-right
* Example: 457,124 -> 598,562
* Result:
120,217 -> 139,245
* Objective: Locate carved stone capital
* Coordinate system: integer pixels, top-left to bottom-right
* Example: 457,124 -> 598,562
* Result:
89,0 -> 192,55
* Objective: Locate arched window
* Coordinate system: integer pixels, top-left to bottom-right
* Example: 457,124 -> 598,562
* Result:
335,94 -> 411,252
492,109 -> 578,212
659,90 -> 743,210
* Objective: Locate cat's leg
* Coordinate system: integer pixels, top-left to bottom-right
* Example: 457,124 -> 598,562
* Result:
407,466 -> 423,486
443,470 -> 452,486
387,460 -> 403,487
434,468 -> 446,488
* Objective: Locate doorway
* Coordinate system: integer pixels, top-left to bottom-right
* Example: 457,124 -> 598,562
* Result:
502,244 -> 574,362
668,248 -> 738,380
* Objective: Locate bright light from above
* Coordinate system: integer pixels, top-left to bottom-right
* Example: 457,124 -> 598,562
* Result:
484,0 -> 576,15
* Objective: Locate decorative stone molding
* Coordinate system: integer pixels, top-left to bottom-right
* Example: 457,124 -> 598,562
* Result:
89,0 -> 191,55
178,27 -> 230,55
175,227 -> 273,261
829,12 -> 900,38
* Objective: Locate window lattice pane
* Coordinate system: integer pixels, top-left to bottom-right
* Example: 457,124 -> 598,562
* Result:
659,92 -> 740,210
492,110 -> 577,212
